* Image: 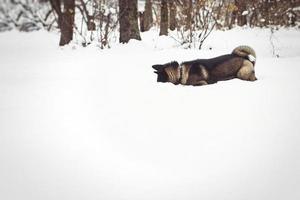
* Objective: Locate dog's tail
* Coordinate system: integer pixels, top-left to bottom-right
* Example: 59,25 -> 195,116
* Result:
232,45 -> 256,64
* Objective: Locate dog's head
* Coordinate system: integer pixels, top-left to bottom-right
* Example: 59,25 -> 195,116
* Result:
152,61 -> 180,84
152,64 -> 169,83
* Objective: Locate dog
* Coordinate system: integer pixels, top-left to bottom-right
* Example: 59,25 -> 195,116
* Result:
152,45 -> 257,86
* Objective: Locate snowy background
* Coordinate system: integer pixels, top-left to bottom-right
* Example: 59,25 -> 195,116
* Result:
0,28 -> 300,200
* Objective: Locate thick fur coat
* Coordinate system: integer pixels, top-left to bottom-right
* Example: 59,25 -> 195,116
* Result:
152,46 -> 257,86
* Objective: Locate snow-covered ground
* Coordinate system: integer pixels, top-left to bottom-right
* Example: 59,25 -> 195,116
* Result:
0,28 -> 300,200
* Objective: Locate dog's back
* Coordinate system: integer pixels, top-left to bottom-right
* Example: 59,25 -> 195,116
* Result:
182,54 -> 239,70
209,56 -> 245,81
181,54 -> 244,83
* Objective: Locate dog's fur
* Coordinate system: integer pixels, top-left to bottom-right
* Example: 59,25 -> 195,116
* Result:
152,45 -> 257,86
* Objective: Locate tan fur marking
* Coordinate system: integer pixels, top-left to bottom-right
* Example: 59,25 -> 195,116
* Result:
195,80 -> 208,86
200,66 -> 209,80
237,60 -> 256,81
180,64 -> 190,85
165,67 -> 180,84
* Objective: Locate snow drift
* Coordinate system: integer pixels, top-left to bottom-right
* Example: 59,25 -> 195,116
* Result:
0,28 -> 300,200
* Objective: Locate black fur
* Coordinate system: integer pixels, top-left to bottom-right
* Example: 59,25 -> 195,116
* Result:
152,64 -> 164,72
181,54 -> 239,70
155,70 -> 168,82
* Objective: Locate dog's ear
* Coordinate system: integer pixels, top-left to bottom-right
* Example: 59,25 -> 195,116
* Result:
152,64 -> 164,71
170,61 -> 179,68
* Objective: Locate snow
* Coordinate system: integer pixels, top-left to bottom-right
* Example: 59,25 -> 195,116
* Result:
242,10 -> 249,16
0,28 -> 300,200
293,6 -> 300,11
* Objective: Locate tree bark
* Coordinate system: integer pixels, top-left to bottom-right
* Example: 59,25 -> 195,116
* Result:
49,0 -> 75,46
230,4 -> 238,29
185,0 -> 193,31
169,0 -> 176,31
139,11 -> 145,32
238,0 -> 247,26
143,0 -> 153,31
59,0 -> 75,46
159,0 -> 168,36
119,0 -> 141,43
261,0 -> 270,26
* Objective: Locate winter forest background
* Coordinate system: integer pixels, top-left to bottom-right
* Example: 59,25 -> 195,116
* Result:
1,0 -> 299,47
1,1 -> 300,200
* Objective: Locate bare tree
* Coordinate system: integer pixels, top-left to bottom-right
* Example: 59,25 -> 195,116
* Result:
119,0 -> 141,43
173,0 -> 216,49
59,0 -> 75,46
1,0 -> 299,48
169,0 -> 176,31
159,0 -> 168,36
49,0 -> 75,46
185,0 -> 193,31
144,0 -> 153,31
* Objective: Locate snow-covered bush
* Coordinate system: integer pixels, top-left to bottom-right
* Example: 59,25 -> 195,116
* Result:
73,0 -> 119,48
0,0 -> 55,32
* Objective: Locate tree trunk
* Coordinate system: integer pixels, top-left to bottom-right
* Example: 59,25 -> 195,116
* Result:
239,1 -> 247,26
185,0 -> 193,31
230,3 -> 238,29
262,0 -> 270,26
59,0 -> 75,46
119,0 -> 141,43
139,11 -> 145,32
249,6 -> 258,27
169,0 -> 176,31
224,3 -> 231,28
143,0 -> 153,31
159,0 -> 168,36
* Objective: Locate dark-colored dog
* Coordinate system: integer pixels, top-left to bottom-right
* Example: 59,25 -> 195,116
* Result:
152,46 -> 257,86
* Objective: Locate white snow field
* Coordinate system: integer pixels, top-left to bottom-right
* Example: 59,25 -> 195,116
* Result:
0,28 -> 300,200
